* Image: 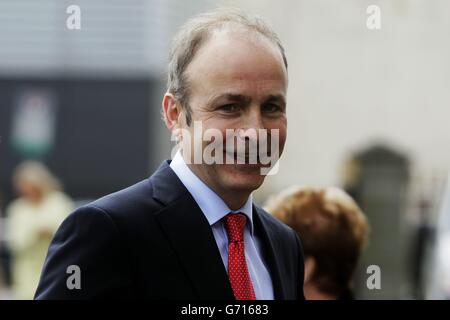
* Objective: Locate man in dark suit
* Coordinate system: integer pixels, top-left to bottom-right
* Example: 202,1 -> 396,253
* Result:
35,8 -> 305,300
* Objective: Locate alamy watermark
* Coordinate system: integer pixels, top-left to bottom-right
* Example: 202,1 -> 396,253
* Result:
366,264 -> 381,290
66,265 -> 81,290
366,5 -> 381,30
66,5 -> 81,30
171,121 -> 281,175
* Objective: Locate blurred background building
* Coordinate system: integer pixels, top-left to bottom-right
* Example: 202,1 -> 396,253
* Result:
0,0 -> 449,299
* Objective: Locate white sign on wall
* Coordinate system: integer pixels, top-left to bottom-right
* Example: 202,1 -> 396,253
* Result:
10,88 -> 57,158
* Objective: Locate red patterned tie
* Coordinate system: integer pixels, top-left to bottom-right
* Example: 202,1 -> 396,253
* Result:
223,213 -> 256,300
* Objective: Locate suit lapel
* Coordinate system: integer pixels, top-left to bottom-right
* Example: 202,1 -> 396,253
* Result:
253,205 -> 287,299
150,161 -> 234,299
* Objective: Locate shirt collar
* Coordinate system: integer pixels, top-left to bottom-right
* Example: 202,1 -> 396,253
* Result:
169,150 -> 254,235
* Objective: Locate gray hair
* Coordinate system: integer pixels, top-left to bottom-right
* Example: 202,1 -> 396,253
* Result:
166,7 -> 288,126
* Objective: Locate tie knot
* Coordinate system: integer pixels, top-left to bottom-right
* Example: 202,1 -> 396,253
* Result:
223,213 -> 247,243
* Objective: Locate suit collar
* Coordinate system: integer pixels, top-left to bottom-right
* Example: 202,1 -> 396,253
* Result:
150,160 -> 189,205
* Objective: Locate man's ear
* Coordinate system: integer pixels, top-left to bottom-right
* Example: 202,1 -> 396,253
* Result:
304,256 -> 316,285
162,92 -> 181,130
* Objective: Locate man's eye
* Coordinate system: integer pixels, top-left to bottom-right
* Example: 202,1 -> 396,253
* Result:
262,103 -> 282,113
220,104 -> 239,112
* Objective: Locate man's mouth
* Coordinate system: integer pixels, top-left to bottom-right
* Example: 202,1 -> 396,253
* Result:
223,150 -> 270,166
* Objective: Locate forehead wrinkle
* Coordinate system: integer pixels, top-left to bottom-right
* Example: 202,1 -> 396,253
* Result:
205,76 -> 286,97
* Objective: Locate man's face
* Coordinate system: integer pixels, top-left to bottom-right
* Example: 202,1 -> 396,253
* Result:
179,29 -> 288,197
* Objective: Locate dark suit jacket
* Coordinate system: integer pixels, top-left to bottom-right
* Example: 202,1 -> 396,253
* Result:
35,160 -> 305,299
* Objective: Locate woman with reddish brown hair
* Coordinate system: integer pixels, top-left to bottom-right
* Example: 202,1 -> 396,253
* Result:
265,186 -> 369,300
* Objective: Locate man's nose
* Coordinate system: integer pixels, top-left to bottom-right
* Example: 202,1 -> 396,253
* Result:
242,106 -> 264,131
236,107 -> 266,152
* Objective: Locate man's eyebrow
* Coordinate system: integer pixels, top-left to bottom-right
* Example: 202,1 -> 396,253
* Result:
264,94 -> 286,105
208,93 -> 252,106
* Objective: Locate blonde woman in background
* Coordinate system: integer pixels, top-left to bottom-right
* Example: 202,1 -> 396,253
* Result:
6,161 -> 73,299
265,186 -> 369,300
